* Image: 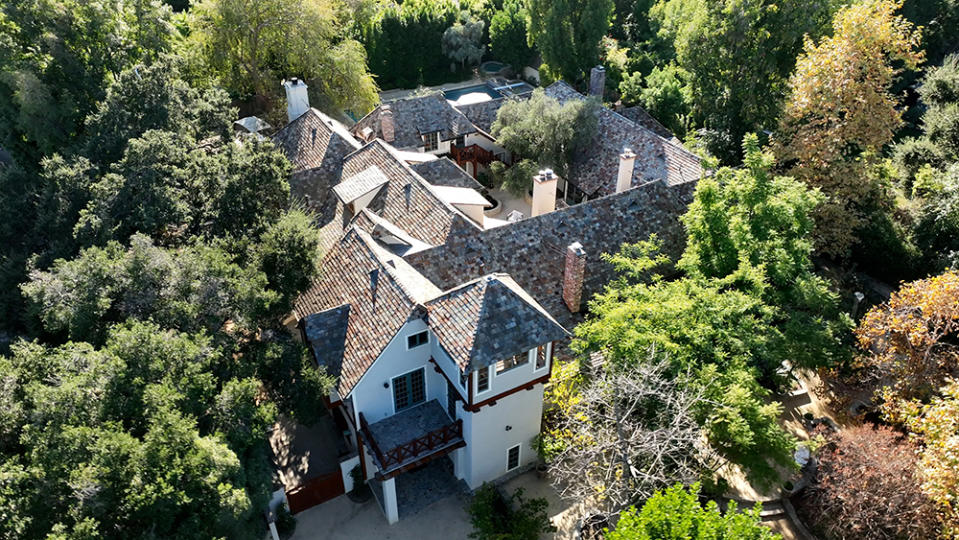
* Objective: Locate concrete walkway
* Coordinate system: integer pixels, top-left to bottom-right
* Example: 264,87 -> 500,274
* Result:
288,490 -> 473,540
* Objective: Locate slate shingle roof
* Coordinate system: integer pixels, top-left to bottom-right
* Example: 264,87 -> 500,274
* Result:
544,82 -> 702,197
410,158 -> 484,191
352,93 -> 477,150
332,165 -> 389,203
404,179 -> 696,330
341,140 -> 480,246
427,274 -> 568,371
273,108 -> 360,174
618,105 -> 679,142
454,99 -> 509,135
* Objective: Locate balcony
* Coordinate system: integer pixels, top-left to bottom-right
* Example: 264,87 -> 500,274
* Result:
360,399 -> 465,478
450,143 -> 496,170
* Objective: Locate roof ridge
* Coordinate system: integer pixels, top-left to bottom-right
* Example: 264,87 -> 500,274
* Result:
353,226 -> 436,305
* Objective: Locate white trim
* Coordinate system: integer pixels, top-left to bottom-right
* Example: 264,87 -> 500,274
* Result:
506,444 -> 521,472
475,365 -> 492,395
533,342 -> 551,373
406,329 -> 430,350
494,350 -> 531,376
390,366 -> 428,415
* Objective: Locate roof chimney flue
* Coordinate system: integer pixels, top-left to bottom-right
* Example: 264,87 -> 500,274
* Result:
380,104 -> 395,143
282,78 -> 310,124
531,168 -> 558,217
562,242 -> 587,313
617,147 -> 637,193
589,66 -> 606,98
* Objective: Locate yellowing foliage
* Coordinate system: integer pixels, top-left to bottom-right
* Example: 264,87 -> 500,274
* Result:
774,0 -> 923,257
858,270 -> 959,399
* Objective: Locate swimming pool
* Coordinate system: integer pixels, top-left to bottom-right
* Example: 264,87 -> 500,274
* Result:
481,61 -> 506,74
443,84 -> 503,102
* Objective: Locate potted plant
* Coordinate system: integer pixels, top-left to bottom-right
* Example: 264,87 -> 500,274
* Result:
347,464 -> 372,503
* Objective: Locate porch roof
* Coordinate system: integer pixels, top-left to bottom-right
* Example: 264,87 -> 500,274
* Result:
362,399 -> 464,477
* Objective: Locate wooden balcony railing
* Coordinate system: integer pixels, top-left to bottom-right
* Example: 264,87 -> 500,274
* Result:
360,412 -> 464,470
450,144 -> 496,168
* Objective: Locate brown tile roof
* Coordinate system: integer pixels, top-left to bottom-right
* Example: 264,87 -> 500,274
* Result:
352,93 -> 477,149
272,108 -> 360,174
544,82 -> 703,197
426,274 -> 568,371
341,140 -> 480,246
295,227 -> 419,395
404,179 -> 697,330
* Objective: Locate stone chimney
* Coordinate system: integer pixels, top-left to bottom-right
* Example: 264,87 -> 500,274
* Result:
562,242 -> 587,313
380,104 -> 395,142
282,78 -> 310,123
617,147 -> 636,193
589,66 -> 606,98
531,169 -> 558,217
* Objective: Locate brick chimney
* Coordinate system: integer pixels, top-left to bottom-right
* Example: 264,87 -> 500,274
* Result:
380,104 -> 395,143
531,169 -> 558,217
562,242 -> 587,313
589,66 -> 605,98
282,78 -> 310,123
617,147 -> 636,193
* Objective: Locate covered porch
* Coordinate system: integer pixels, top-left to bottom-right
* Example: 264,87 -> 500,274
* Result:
360,399 -> 466,523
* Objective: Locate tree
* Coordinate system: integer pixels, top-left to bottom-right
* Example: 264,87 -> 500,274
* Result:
190,0 -> 378,113
773,0 -> 924,257
887,381 -> 959,531
0,321 -> 277,539
856,270 -> 959,401
798,424 -> 940,540
606,483 -> 779,540
73,131 -> 291,247
21,234 -> 275,344
619,64 -> 691,138
0,0 -> 175,166
442,19 -> 486,69
527,0 -> 614,83
680,134 -> 851,370
574,239 -> 797,488
489,1 -> 533,70
467,485 -> 556,540
81,56 -> 235,168
491,89 -> 599,193
651,0 -> 837,163
254,210 -> 324,317
546,356 -> 706,513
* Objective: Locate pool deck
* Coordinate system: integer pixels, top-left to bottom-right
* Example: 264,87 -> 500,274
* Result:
379,77 -> 486,103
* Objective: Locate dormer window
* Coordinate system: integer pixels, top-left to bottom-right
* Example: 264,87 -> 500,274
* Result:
423,131 -> 439,152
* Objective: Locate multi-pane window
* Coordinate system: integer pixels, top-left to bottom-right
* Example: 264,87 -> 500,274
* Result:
535,344 -> 550,370
423,131 -> 439,151
407,330 -> 429,349
507,445 -> 520,471
496,352 -> 529,374
477,366 -> 490,393
393,368 -> 426,411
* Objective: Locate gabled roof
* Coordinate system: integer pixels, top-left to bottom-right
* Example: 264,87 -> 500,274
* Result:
332,165 -> 389,203
272,108 -> 361,174
295,227 -> 422,396
427,274 -> 568,371
618,106 -> 678,142
454,99 -> 510,134
544,82 -> 702,197
341,140 -> 481,246
431,185 -> 492,207
352,94 -> 477,149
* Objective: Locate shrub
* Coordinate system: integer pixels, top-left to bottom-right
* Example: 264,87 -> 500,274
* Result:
467,484 -> 556,540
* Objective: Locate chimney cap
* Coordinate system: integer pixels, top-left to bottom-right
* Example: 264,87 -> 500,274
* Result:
283,78 -> 307,88
535,168 -> 556,183
592,65 -> 605,73
568,241 -> 585,257
620,147 -> 636,159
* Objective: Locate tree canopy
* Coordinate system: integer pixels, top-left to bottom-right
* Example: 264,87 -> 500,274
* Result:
607,483 -> 779,540
774,0 -> 924,258
527,0 -> 614,83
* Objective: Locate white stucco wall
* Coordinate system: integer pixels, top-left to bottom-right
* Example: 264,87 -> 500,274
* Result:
464,132 -> 510,163
349,319 -> 446,423
431,342 -> 468,401
463,384 -> 544,489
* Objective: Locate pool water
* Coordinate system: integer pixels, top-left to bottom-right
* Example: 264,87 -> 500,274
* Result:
443,84 -> 503,102
481,61 -> 506,73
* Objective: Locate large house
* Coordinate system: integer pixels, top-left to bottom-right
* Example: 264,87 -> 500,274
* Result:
272,76 -> 702,523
